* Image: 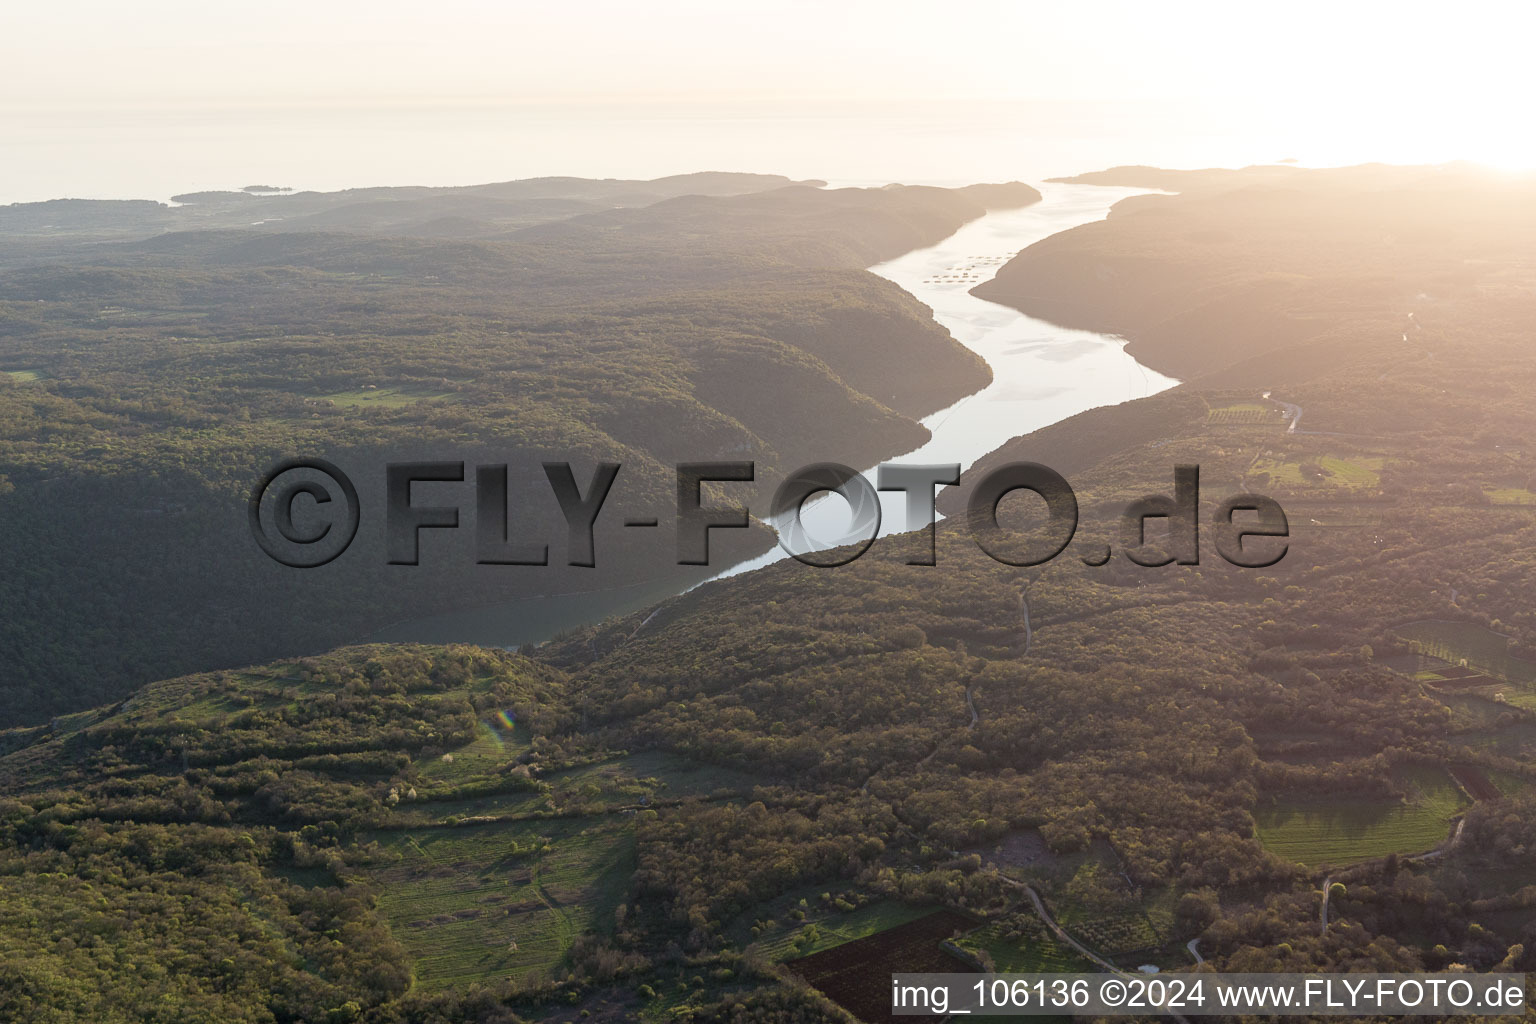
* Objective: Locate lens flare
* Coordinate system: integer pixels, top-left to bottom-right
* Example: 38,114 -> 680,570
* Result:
478,720 -> 505,749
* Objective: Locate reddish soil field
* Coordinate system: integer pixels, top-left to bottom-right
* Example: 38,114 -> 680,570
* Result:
1430,674 -> 1497,689
1450,764 -> 1502,801
787,909 -> 978,1023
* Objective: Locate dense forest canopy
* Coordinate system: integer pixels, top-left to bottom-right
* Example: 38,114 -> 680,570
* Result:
0,176 -> 1039,724
3,163 -> 1535,1022
976,162 -> 1536,378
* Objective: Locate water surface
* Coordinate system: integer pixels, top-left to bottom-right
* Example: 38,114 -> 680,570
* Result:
717,182 -> 1177,576
379,183 -> 1178,642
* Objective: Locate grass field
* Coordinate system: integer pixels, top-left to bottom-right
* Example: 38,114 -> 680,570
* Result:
953,921 -> 1088,972
3,369 -> 44,383
114,668 -> 301,722
391,788 -> 554,825
1436,689 -> 1514,726
417,721 -> 531,785
750,899 -> 934,961
1494,691 -> 1536,712
1250,454 -> 1384,490
369,817 -> 634,991
402,743 -> 751,822
1484,487 -> 1536,505
1255,765 -> 1469,867
553,750 -> 755,812
321,385 -> 459,408
363,711 -> 752,989
1487,768 -> 1534,797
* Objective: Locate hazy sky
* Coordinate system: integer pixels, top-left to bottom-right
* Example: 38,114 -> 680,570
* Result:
4,1 -> 1533,201
5,0 -> 1529,109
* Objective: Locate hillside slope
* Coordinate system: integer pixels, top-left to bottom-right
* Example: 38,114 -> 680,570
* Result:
0,180 -> 1028,724
972,163 -> 1536,379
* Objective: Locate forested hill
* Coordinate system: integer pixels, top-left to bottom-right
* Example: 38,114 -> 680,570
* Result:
513,182 -> 1043,268
527,164 -> 1536,1010
9,166 -> 1536,1021
0,172 -> 826,247
954,162 -> 1536,513
972,162 -> 1536,380
0,178 -> 1032,725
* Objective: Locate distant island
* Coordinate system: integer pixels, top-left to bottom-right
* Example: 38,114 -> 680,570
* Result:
22,172 -> 833,240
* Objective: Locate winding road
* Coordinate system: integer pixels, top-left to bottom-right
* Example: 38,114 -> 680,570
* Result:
860,583 -> 1036,792
1262,390 -> 1304,434
626,605 -> 665,642
1019,585 -> 1034,656
1002,877 -> 1195,1024
1414,815 -> 1466,862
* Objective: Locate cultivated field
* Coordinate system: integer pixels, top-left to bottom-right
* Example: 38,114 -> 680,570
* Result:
953,920 -> 1088,972
1250,454 -> 1384,490
786,910 -> 978,1023
369,816 -> 635,990
1206,401 -> 1285,425
1255,765 -> 1469,866
1055,886 -> 1177,959
320,384 -> 461,407
750,898 -> 935,961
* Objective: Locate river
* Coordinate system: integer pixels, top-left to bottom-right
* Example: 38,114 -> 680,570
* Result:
375,182 -> 1177,645
715,182 -> 1178,576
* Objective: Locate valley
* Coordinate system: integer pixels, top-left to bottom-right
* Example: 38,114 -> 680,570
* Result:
4,162 -> 1536,1022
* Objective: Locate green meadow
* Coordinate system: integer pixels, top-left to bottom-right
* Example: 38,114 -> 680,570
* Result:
320,384 -> 460,408
748,898 -> 934,961
1250,454 -> 1384,490
369,817 -> 635,991
1256,765 -> 1469,867
953,921 -> 1089,972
